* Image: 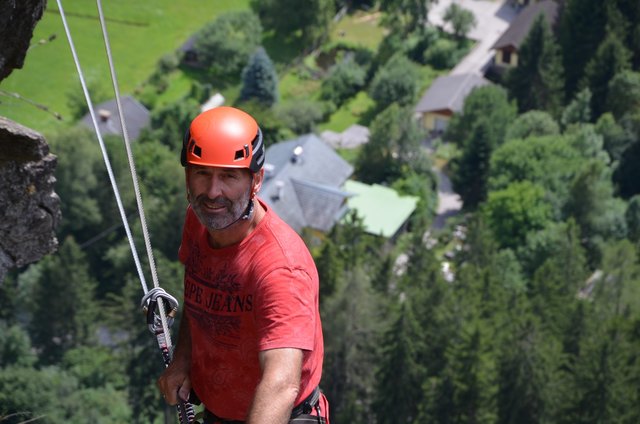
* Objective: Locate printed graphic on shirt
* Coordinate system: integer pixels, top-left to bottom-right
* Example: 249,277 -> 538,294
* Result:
184,242 -> 254,346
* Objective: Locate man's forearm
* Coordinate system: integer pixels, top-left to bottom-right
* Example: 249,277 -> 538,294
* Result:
245,348 -> 303,424
246,378 -> 299,424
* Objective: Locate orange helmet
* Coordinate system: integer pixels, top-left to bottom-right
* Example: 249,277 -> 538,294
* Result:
180,106 -> 264,172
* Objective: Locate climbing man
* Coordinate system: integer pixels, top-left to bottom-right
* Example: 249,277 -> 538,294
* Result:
157,106 -> 329,424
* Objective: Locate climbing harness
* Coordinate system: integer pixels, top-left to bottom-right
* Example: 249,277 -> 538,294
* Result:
56,1 -> 195,422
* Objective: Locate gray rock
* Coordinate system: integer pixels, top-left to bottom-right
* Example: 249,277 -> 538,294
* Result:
0,0 -> 60,284
0,117 -> 60,282
0,0 -> 47,80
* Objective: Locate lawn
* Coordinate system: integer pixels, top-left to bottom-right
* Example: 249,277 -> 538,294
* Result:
1,2 -> 445,138
330,10 -> 387,51
0,0 -> 249,135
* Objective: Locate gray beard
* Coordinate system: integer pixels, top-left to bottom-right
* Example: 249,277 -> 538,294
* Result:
190,188 -> 252,231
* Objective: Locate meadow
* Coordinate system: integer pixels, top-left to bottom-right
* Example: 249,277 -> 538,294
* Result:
0,0 -> 248,135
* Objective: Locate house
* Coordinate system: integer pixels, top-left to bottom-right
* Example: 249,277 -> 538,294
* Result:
414,73 -> 491,134
179,36 -> 201,68
491,0 -> 559,72
320,124 -> 370,149
259,134 -> 354,233
343,180 -> 418,239
80,95 -> 150,140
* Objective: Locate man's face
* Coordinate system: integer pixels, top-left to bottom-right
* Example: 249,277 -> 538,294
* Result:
186,165 -> 253,231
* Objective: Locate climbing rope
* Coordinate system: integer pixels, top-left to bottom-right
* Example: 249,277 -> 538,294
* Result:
56,1 -> 194,422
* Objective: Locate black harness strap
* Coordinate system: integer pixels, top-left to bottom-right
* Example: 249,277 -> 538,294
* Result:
203,387 -> 324,424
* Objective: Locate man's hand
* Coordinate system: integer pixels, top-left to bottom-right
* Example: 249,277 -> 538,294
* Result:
157,358 -> 191,405
158,312 -> 192,405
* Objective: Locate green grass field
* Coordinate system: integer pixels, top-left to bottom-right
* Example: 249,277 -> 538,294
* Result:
0,0 -> 248,135
1,4 -> 443,139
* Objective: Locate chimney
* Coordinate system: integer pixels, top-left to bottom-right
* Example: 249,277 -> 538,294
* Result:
291,145 -> 303,164
272,180 -> 285,201
98,109 -> 111,122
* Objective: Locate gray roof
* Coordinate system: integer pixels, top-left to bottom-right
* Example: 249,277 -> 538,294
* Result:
414,73 -> 491,114
80,95 -> 150,140
492,0 -> 559,50
260,134 -> 354,232
320,124 -> 370,149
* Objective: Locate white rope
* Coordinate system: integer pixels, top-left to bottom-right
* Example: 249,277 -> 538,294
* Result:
95,0 -> 172,350
56,0 -> 173,352
56,0 -> 147,289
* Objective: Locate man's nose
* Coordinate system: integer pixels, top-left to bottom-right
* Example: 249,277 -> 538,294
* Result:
205,175 -> 225,198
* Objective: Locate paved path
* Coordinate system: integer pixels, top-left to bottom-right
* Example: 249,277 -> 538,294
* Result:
426,0 -> 519,230
428,0 -> 518,75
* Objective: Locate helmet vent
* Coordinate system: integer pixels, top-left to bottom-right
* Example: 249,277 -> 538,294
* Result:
235,144 -> 250,161
192,144 -> 202,158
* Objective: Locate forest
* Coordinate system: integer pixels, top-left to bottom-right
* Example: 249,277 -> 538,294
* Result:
1,0 -> 640,423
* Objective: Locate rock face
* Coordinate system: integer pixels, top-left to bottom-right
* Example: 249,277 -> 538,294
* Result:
1,0 -> 60,283
0,118 -> 60,283
0,0 -> 47,81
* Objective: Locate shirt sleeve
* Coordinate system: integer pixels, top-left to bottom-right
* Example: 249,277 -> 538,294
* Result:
254,266 -> 317,352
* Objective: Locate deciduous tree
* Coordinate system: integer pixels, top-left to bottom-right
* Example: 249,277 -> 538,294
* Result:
355,103 -> 427,184
483,180 -> 553,249
369,54 -> 421,111
442,3 -> 477,40
251,0 -> 334,45
193,11 -> 262,79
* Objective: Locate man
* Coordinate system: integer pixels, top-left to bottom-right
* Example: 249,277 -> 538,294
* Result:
157,106 -> 329,424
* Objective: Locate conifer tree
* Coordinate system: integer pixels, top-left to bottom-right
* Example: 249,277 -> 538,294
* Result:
495,318 -> 566,424
450,119 -> 494,209
506,14 -> 565,118
315,239 -> 342,299
29,237 -> 98,364
529,220 -> 588,337
560,241 -> 640,424
559,0 -> 607,98
321,266 -> 385,423
581,33 -> 631,120
373,299 -> 427,423
422,322 -> 497,423
239,47 -> 279,107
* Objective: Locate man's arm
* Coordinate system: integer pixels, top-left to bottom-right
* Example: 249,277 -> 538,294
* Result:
245,347 -> 304,424
157,311 -> 192,405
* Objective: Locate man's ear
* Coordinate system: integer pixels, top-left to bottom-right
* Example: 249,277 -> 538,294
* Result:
252,169 -> 265,196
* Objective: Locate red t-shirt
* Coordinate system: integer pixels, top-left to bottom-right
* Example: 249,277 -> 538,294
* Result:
178,199 -> 324,420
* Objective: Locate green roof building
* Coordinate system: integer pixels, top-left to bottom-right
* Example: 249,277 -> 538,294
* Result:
344,180 -> 419,239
